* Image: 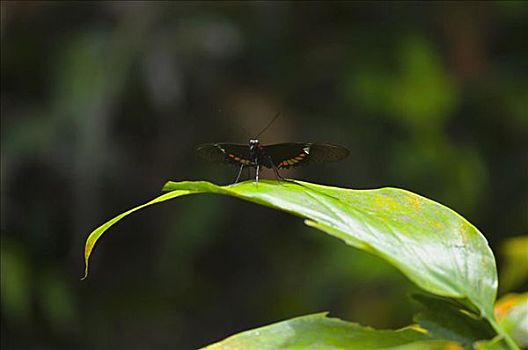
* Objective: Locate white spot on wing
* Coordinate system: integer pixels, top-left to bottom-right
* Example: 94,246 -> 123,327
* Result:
215,144 -> 226,153
303,146 -> 310,154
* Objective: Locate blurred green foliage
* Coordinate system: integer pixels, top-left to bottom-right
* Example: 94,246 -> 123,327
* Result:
499,236 -> 528,294
1,1 -> 527,349
494,293 -> 528,348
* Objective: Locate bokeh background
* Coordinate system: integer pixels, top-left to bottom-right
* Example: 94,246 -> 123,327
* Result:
1,1 -> 527,349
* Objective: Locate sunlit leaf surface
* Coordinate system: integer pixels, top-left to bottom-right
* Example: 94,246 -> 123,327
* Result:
201,312 -> 442,350
82,180 -> 506,346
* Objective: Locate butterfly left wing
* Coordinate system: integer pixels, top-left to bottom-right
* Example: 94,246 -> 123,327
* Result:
196,143 -> 253,167
264,143 -> 349,169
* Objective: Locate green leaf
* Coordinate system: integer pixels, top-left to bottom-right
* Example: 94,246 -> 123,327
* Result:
201,312 -> 438,350
82,180 -> 516,348
494,293 -> 528,348
412,293 -> 495,346
81,188 -> 193,279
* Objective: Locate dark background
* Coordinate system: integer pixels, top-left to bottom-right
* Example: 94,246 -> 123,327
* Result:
1,1 -> 527,349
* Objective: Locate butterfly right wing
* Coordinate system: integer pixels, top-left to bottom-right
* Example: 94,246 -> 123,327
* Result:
196,143 -> 253,167
265,143 -> 349,169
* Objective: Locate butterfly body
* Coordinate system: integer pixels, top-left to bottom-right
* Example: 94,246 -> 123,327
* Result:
196,139 -> 349,182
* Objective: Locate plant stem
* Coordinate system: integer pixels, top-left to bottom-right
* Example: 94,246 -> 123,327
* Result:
488,316 -> 520,350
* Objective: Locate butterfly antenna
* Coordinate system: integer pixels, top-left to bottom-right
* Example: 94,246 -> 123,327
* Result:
256,112 -> 281,138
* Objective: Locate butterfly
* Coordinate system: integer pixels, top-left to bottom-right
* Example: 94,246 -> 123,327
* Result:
196,140 -> 349,183
196,113 -> 349,183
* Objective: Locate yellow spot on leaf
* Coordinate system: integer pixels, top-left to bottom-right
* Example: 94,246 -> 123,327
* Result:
409,194 -> 421,210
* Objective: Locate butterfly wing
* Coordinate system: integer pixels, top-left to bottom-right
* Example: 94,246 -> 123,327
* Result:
305,143 -> 350,163
196,143 -> 253,167
265,143 -> 349,169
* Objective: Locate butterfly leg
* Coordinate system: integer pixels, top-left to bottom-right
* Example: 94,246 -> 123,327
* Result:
265,155 -> 284,182
271,163 -> 285,181
233,164 -> 244,183
255,164 -> 260,183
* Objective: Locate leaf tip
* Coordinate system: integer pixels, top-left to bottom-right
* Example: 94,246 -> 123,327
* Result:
81,240 -> 95,281
80,263 -> 89,280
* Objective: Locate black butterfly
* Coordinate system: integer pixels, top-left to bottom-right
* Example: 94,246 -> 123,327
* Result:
196,140 -> 349,183
196,113 -> 349,183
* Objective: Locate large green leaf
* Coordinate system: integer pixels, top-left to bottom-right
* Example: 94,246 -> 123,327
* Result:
201,312 -> 454,350
82,180 -> 514,347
